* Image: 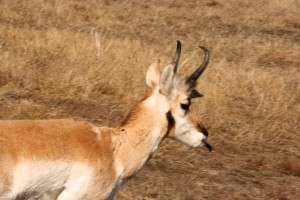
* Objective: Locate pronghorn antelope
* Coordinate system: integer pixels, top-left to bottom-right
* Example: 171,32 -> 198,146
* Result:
0,41 -> 211,200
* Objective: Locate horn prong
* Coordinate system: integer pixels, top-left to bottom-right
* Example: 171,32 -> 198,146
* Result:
189,89 -> 204,99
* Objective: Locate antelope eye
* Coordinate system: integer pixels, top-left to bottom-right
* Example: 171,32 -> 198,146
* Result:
180,103 -> 190,111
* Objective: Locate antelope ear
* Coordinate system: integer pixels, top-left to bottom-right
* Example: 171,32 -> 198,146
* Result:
159,64 -> 176,95
146,59 -> 161,88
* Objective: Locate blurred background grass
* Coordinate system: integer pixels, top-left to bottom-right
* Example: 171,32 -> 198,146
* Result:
0,0 -> 299,199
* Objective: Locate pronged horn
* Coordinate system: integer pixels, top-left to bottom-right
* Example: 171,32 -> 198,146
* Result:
189,89 -> 204,99
186,46 -> 210,86
173,41 -> 181,73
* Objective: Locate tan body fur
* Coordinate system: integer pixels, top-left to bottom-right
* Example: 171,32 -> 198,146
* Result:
0,119 -> 118,199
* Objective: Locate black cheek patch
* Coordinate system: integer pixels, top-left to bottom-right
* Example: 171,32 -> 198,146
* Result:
166,111 -> 175,133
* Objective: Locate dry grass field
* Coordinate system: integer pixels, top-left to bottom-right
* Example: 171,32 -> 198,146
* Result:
0,0 -> 299,199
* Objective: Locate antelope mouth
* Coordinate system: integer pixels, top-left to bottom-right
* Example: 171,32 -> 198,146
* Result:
203,140 -> 212,152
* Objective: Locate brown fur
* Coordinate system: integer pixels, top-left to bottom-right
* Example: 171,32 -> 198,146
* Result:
0,119 -> 115,163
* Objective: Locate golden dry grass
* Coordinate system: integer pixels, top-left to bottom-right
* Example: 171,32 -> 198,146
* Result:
0,0 -> 299,199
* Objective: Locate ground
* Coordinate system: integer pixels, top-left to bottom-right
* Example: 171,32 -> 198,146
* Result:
0,0 -> 299,199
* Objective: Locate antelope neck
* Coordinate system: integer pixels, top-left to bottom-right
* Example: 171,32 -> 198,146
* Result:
113,95 -> 169,179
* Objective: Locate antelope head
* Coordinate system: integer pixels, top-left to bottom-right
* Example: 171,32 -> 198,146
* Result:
146,41 -> 212,151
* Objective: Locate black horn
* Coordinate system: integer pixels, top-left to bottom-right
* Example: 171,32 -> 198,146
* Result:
186,46 -> 210,86
173,41 -> 181,73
